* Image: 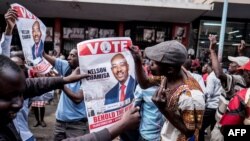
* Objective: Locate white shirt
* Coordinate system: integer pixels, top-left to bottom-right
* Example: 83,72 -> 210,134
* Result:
205,72 -> 222,109
0,33 -> 12,57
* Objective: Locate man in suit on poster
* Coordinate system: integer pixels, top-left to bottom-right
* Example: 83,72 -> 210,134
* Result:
31,21 -> 44,60
104,53 -> 136,108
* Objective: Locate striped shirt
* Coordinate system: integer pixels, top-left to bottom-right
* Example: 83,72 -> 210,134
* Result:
215,74 -> 246,123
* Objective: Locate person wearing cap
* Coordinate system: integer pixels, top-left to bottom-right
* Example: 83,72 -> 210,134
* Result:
227,56 -> 250,74
208,34 -> 249,141
219,60 -> 250,131
130,40 -> 205,141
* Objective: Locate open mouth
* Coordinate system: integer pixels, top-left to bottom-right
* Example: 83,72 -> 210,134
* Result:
117,73 -> 124,78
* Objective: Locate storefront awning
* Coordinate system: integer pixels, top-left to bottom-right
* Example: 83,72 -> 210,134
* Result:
0,0 -> 213,23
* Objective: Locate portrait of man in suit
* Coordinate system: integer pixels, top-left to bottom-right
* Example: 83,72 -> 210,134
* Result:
104,53 -> 135,108
31,21 -> 44,60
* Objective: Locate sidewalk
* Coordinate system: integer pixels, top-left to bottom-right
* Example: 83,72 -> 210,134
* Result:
28,101 -> 57,141
28,100 -> 121,141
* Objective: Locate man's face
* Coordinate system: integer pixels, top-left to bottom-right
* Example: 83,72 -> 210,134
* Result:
149,60 -> 162,76
202,64 -> 208,74
67,49 -> 79,69
228,62 -> 239,74
111,55 -> 129,84
0,69 -> 25,125
32,22 -> 42,44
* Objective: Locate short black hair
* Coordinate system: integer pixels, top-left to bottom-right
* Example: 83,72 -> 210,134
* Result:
183,59 -> 192,71
0,55 -> 21,74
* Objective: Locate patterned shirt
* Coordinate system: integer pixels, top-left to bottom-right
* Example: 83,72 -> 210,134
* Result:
148,69 -> 205,141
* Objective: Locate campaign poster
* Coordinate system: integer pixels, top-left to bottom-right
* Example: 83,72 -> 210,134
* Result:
77,37 -> 136,132
11,3 -> 52,76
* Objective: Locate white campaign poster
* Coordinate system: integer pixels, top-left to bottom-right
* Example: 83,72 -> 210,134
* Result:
11,3 -> 52,76
77,37 -> 136,132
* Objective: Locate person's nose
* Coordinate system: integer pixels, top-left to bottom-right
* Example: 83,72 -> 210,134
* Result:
117,65 -> 122,72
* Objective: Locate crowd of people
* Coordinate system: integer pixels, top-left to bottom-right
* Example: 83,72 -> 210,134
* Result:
1,7 -> 250,141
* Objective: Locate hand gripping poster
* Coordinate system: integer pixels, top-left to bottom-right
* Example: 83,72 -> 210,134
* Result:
77,37 -> 136,132
11,3 -> 52,76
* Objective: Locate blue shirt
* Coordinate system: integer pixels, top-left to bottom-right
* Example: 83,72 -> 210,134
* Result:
55,59 -> 87,121
13,99 -> 33,141
134,85 -> 164,141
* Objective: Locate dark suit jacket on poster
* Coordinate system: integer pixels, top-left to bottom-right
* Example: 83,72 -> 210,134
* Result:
104,76 -> 135,107
32,41 -> 44,60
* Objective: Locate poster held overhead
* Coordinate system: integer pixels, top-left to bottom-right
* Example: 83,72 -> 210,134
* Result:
11,3 -> 52,77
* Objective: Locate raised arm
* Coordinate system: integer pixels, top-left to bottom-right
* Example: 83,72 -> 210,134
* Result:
129,46 -> 158,89
24,67 -> 89,98
237,40 -> 246,56
1,8 -> 17,57
208,34 -> 227,82
43,51 -> 57,66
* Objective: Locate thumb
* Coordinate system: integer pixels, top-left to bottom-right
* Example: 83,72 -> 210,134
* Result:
81,73 -> 91,78
130,106 -> 140,114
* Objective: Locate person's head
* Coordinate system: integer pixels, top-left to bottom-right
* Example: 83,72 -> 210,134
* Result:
238,61 -> 250,87
11,56 -> 25,70
67,48 -> 79,69
111,53 -> 129,84
0,55 -> 25,125
144,40 -> 188,77
202,63 -> 212,74
183,59 -> 192,71
228,56 -> 249,74
32,21 -> 42,45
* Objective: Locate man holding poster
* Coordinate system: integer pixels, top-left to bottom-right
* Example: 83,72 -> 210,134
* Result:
31,21 -> 43,60
104,53 -> 135,109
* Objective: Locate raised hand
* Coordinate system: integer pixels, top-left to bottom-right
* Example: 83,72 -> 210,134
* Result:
238,40 -> 246,56
128,45 -> 142,61
119,106 -> 140,130
4,8 -> 18,34
152,76 -> 167,113
208,34 -> 217,51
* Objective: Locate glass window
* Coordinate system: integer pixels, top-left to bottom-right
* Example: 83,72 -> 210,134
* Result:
197,20 -> 246,64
